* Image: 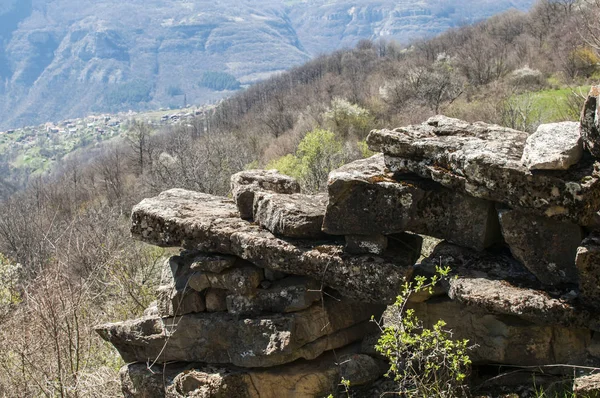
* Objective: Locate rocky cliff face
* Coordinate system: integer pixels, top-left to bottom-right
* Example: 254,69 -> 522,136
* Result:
96,88 -> 600,397
0,0 -> 533,130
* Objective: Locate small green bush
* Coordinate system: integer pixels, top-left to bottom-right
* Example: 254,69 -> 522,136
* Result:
375,266 -> 472,397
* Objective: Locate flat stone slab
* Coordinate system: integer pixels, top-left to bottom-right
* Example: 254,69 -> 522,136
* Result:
96,298 -> 382,367
322,154 -> 501,251
419,242 -> 600,332
253,192 -> 327,239
576,232 -> 600,310
522,122 -> 582,170
410,298 -> 596,366
231,169 -> 301,219
120,346 -> 362,398
498,209 -> 584,286
367,115 -> 600,227
226,277 -> 322,316
131,189 -> 415,304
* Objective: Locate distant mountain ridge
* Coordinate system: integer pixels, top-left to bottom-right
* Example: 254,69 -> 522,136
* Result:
0,0 -> 533,130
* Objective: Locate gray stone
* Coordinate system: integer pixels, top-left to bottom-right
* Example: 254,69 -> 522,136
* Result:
410,298 -> 594,366
226,277 -> 322,316
521,122 -> 582,170
186,252 -> 238,274
188,265 -> 264,295
205,288 -> 228,312
96,298 -> 383,367
338,354 -> 386,386
499,209 -> 584,286
253,192 -> 327,239
130,189 -> 415,304
264,269 -> 287,281
581,86 -> 600,158
576,232 -> 600,310
419,242 -> 600,331
230,169 -> 301,219
574,373 -> 600,398
120,346 -> 361,398
345,234 -> 388,255
368,115 -> 600,227
157,284 -> 206,317
322,154 -> 501,251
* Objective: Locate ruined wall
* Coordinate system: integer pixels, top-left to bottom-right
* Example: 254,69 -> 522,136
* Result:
96,88 -> 600,397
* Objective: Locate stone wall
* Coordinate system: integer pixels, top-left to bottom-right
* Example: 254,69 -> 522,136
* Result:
97,88 -> 600,397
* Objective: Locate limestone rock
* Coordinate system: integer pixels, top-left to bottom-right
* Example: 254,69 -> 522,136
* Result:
581,86 -> 600,158
120,346 -> 360,398
498,209 -> 584,286
574,373 -> 600,398
323,154 -> 501,251
226,277 -> 322,316
419,242 -> 600,331
368,115 -> 600,227
522,122 -> 582,170
345,234 -> 388,255
188,265 -> 264,295
131,189 -> 415,303
253,192 -> 327,239
338,354 -> 386,386
410,298 -> 594,365
157,284 -> 206,317
230,169 -> 301,219
576,232 -> 600,310
205,289 -> 228,312
186,252 -> 238,274
96,298 -> 383,367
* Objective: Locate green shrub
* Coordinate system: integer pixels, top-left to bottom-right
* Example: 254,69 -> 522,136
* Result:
323,98 -> 374,139
375,266 -> 472,397
267,128 -> 346,192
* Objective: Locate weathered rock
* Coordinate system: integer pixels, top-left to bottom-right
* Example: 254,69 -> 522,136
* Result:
253,192 -> 327,238
338,354 -> 387,386
498,209 -> 584,286
120,346 -> 361,398
157,284 -> 206,317
576,232 -> 600,309
581,86 -> 600,158
186,252 -> 238,274
345,234 -> 388,255
410,297 -> 595,365
323,155 -> 501,251
419,242 -> 600,332
226,277 -> 322,316
131,189 -> 415,303
188,265 -> 264,295
264,269 -> 287,281
205,288 -> 228,312
96,298 -> 383,367
574,373 -> 600,398
230,169 -> 301,219
522,122 -> 582,170
369,115 -> 600,226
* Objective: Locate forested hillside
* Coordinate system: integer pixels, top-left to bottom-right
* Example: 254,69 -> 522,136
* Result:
0,0 -> 533,130
0,0 -> 597,396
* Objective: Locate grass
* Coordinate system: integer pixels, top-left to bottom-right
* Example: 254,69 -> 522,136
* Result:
516,85 -> 590,124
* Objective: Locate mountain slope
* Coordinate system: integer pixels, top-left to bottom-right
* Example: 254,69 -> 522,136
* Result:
0,0 -> 533,130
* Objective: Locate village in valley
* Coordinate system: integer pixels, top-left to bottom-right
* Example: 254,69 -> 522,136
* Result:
0,104 -> 213,179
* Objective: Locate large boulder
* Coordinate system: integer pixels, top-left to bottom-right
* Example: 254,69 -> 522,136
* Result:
581,85 -> 600,158
498,209 -> 584,286
521,121 -> 583,170
130,189 -> 416,303
253,192 -> 327,239
96,298 -> 383,367
368,115 -> 600,227
322,154 -> 501,251
576,232 -> 600,310
230,170 -> 301,219
120,346 -> 362,398
156,284 -> 206,317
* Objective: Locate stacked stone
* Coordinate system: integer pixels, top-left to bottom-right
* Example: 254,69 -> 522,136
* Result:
96,170 -> 420,397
